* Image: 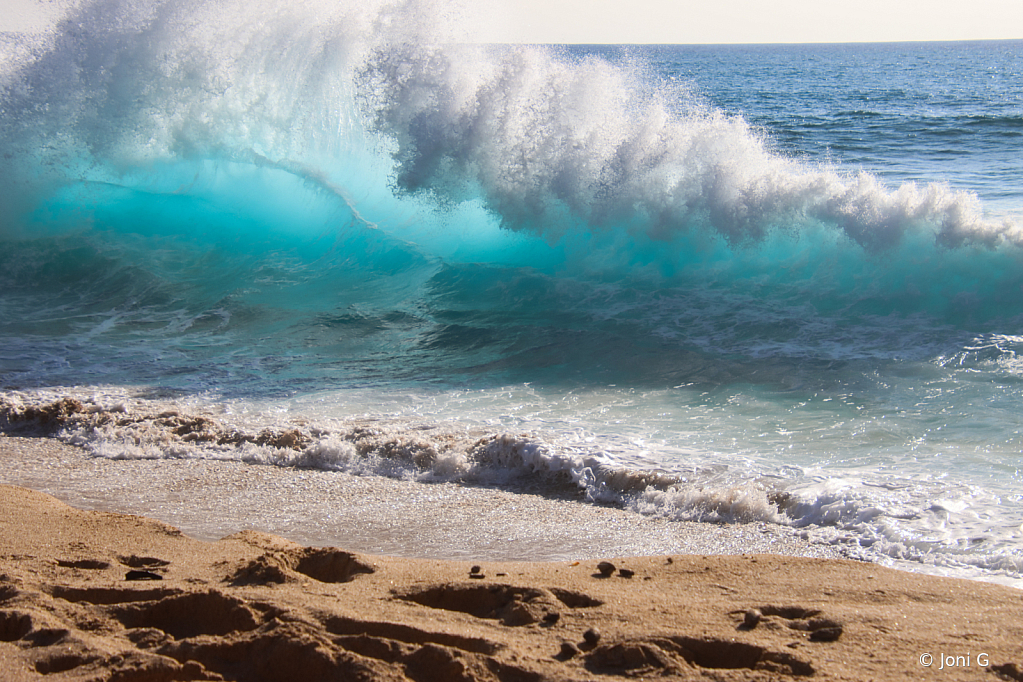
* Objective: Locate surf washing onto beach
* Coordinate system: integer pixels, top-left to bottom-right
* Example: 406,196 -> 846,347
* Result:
1,0 -> 1022,587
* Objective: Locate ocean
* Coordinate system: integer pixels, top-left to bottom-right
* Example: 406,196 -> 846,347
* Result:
1,0 -> 1021,586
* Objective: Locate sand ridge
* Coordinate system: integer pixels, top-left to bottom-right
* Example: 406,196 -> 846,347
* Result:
1,483 -> 1022,681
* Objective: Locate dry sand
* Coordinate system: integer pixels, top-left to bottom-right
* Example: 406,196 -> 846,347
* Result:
2,478 -> 1022,680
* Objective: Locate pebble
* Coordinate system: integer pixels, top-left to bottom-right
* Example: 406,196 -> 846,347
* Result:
618,568 -> 635,579
470,565 -> 481,574
558,642 -> 579,659
744,608 -> 762,628
809,626 -> 842,642
583,628 -> 601,646
543,612 -> 561,625
596,561 -> 616,577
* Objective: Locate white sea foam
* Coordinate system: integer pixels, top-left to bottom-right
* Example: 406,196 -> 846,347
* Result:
3,387 -> 1021,586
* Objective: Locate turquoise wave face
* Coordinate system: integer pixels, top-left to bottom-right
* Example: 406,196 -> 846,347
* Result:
1,172 -> 1020,399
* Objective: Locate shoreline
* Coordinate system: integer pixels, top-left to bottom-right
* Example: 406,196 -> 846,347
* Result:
3,389 -> 1020,588
1,476 -> 1022,680
0,435 -> 840,562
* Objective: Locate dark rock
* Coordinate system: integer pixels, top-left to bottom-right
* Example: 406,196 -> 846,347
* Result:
596,561 -> 616,577
809,626 -> 842,642
618,569 -> 635,579
125,570 -> 163,581
543,612 -> 560,625
744,608 -> 762,629
583,628 -> 601,647
558,642 -> 579,660
988,663 -> 1023,681
470,565 -> 481,575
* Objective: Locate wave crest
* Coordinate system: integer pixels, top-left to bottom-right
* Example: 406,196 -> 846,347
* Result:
357,37 -> 1020,250
3,0 -> 1017,253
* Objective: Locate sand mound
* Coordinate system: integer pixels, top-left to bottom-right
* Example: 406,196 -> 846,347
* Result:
1,483 -> 1021,681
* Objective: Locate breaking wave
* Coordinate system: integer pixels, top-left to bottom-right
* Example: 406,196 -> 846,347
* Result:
2,0 -> 1020,267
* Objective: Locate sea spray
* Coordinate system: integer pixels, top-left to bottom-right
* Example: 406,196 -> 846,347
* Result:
360,39 -> 1021,250
3,0 -> 1019,256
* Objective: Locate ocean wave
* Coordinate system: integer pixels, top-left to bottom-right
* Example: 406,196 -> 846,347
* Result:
2,0 -> 1020,258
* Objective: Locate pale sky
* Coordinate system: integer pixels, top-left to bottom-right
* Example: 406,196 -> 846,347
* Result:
496,0 -> 1023,44
3,0 -> 1022,44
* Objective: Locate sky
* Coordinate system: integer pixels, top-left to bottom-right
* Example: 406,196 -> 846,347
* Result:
3,0 -> 1022,44
497,0 -> 1023,44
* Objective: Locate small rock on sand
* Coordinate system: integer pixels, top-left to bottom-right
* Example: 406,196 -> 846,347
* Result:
809,626 -> 842,642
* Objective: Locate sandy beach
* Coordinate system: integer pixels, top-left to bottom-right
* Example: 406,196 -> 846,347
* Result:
4,1 -> 1023,678
2,437 -> 1022,681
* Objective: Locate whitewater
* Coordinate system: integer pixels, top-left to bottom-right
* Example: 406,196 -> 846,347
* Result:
1,0 -> 1022,586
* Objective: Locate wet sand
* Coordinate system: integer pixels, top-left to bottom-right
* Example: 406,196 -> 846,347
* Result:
0,436 -> 835,561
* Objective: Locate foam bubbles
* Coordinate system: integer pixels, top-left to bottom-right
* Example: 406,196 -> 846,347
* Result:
357,34 -> 1021,251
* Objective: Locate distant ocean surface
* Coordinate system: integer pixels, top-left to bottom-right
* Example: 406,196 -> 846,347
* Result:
2,0 -> 1021,585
